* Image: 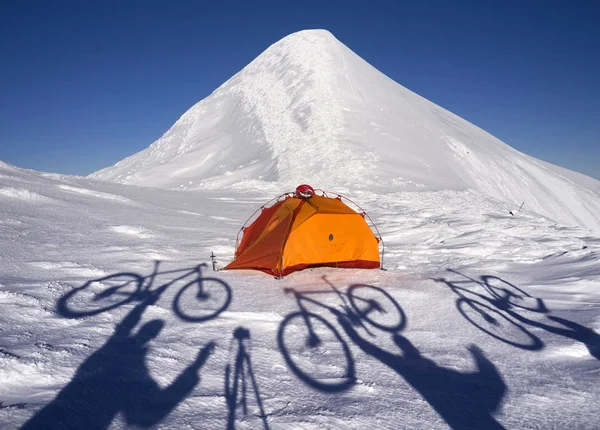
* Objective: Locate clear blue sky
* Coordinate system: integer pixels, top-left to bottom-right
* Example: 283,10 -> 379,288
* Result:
1,0 -> 598,179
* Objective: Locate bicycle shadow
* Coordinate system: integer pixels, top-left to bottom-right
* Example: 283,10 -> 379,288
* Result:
432,273 -> 545,351
438,270 -> 600,360
22,286 -> 216,430
337,317 -> 507,430
57,260 -> 232,323
277,279 -> 406,393
225,327 -> 270,430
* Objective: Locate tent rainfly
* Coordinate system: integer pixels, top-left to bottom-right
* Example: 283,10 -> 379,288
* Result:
223,185 -> 383,277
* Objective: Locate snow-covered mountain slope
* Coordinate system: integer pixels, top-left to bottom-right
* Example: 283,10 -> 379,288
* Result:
89,29 -> 600,231
2,159 -> 600,429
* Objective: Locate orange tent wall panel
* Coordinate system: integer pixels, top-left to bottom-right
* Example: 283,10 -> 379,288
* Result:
235,201 -> 284,257
289,196 -> 356,232
307,195 -> 357,214
283,213 -> 380,269
224,207 -> 295,274
235,198 -> 301,256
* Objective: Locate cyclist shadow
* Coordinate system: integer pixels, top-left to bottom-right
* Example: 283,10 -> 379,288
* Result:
277,278 -> 406,393
337,317 -> 507,430
482,275 -> 600,360
225,327 -> 270,430
22,287 -> 216,430
432,273 -> 545,351
440,270 -> 600,360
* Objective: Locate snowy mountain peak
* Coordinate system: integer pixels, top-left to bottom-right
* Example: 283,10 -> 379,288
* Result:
89,30 -> 600,231
91,28 -> 356,189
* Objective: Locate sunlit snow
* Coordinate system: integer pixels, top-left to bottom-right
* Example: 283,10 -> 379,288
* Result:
2,30 -> 600,430
91,30 -> 600,232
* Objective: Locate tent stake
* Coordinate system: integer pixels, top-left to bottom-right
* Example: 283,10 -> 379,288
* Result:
210,251 -> 218,272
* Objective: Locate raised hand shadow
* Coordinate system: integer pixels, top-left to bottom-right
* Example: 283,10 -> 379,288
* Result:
338,317 -> 507,430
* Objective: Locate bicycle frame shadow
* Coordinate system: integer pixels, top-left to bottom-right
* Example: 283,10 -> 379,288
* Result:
225,327 -> 270,430
22,286 -> 217,430
436,269 -> 600,360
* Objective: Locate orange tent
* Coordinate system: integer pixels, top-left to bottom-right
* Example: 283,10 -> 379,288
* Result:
224,186 -> 383,277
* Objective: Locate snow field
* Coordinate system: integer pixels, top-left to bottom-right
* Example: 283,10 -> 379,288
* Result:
1,163 -> 599,428
3,26 -> 600,429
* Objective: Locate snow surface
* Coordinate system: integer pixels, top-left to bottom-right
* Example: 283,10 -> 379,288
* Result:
2,29 -> 600,430
2,156 -> 600,429
89,30 -> 600,232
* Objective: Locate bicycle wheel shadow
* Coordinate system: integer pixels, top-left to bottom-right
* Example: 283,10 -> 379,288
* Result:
23,286 -> 216,429
56,271 -> 146,318
172,264 -> 232,323
437,270 -> 600,360
338,316 -> 507,429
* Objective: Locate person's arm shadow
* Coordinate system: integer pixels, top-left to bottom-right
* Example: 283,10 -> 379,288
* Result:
114,286 -> 166,339
123,342 -> 216,427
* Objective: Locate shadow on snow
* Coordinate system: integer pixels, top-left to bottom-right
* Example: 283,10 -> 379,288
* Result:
21,261 -> 233,429
57,260 -> 231,322
225,326 -> 270,430
434,269 -> 600,359
277,275 -> 507,429
22,286 -> 217,429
